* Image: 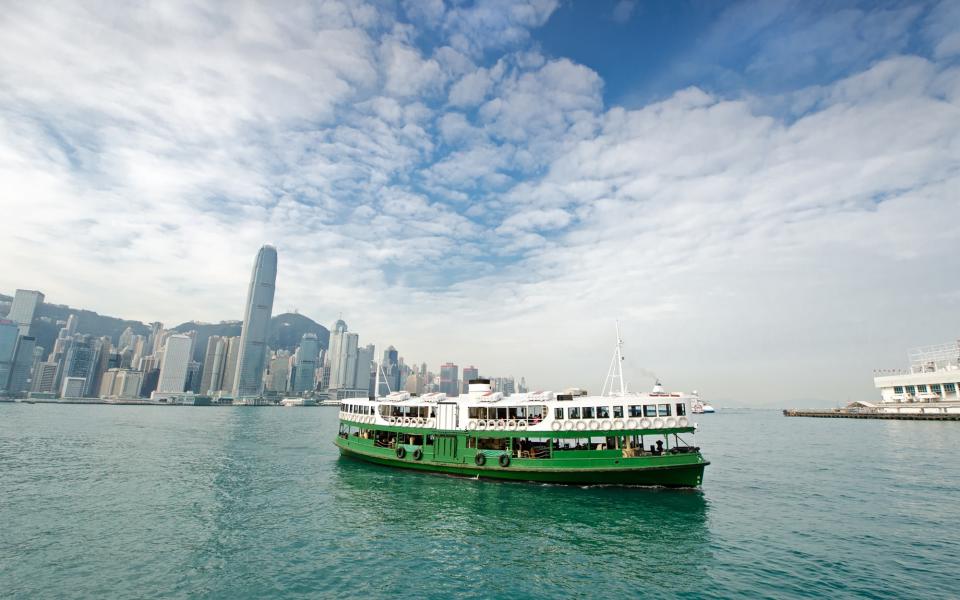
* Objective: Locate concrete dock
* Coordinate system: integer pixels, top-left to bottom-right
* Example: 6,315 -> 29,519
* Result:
783,409 -> 960,421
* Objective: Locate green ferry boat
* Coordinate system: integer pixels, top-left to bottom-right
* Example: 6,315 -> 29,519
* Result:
335,332 -> 710,486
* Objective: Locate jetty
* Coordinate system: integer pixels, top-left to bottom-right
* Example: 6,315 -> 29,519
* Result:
783,409 -> 960,421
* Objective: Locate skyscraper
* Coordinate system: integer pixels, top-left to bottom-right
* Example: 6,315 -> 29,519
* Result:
233,245 -> 277,399
220,336 -> 241,394
462,365 -> 479,393
378,345 -> 400,395
440,363 -> 459,397
0,320 -> 19,391
200,335 -> 227,394
156,334 -> 192,393
7,335 -> 37,395
8,290 -> 44,337
292,333 -> 320,393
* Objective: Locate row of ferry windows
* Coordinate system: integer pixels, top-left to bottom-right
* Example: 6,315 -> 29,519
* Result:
342,404 -> 373,415
893,383 -> 958,394
554,403 -> 686,420
467,406 -> 547,420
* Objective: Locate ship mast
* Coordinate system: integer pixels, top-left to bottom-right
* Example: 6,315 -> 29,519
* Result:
602,321 -> 628,396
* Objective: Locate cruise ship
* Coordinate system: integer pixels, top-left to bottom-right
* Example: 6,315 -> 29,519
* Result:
869,340 -> 960,414
334,329 -> 709,487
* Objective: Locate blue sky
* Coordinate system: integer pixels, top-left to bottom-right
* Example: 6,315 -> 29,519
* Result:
1,0 -> 958,405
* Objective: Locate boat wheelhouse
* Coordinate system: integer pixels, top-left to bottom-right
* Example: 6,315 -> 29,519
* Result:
335,328 -> 709,487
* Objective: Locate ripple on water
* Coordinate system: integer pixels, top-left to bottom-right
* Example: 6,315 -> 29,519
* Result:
1,405 -> 959,599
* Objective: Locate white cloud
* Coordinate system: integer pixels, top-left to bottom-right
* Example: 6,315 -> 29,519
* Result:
1,0 -> 958,407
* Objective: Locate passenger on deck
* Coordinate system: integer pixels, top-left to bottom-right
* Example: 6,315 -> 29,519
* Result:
655,440 -> 664,455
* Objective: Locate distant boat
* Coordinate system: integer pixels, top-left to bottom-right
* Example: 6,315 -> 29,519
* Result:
280,397 -> 318,407
691,391 -> 715,414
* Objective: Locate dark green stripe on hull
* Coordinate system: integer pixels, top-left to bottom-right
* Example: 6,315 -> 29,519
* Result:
335,440 -> 707,487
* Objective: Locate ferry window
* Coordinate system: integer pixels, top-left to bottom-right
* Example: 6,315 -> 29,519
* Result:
467,437 -> 477,448
568,407 -> 581,419
582,407 -> 595,419
931,384 -> 942,394
517,407 -> 528,419
613,406 -> 624,418
676,403 -> 686,416
642,405 -> 656,417
629,405 -> 643,418
946,383 -> 957,393
496,407 -> 508,419
469,407 -> 480,419
508,407 -> 518,419
894,386 -> 904,394
906,386 -> 916,394
658,404 -> 671,416
597,406 -> 609,419
555,407 -> 564,419
917,385 -> 928,393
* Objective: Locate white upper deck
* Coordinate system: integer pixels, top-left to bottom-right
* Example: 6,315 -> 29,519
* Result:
873,339 -> 960,403
339,380 -> 695,433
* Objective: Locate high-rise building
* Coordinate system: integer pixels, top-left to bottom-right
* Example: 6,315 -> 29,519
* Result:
7,335 -> 37,395
440,363 -> 459,397
84,337 -> 112,398
292,333 -> 320,393
379,346 -> 400,395
462,366 -> 479,393
0,319 -> 18,391
118,327 -> 134,350
200,335 -> 227,394
8,290 -> 44,337
265,352 -> 290,393
62,335 -> 94,394
31,362 -> 58,394
357,343 -> 375,396
64,314 -> 79,336
156,334 -> 192,393
328,330 -> 359,391
220,336 -> 241,394
233,245 -> 277,399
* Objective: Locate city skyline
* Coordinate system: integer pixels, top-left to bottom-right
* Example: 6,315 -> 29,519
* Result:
1,2 -> 958,405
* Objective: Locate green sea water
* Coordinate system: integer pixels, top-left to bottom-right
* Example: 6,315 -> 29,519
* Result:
1,405 -> 958,599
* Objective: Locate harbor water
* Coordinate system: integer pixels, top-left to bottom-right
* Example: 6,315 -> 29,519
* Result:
1,405 -> 958,599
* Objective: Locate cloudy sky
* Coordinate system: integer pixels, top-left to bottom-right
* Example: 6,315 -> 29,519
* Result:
1,0 -> 958,405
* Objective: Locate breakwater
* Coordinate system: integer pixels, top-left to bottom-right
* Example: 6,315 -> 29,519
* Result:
783,409 -> 960,420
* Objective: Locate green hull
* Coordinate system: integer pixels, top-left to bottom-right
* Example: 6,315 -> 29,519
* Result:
335,437 -> 708,487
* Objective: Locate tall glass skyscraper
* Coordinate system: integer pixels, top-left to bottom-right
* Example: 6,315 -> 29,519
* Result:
233,245 -> 277,400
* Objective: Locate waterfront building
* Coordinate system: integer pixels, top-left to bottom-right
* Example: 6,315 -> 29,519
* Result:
61,376 -> 86,398
0,319 -> 18,391
266,352 -> 291,393
84,337 -> 112,398
140,368 -> 160,398
62,335 -> 94,393
462,366 -> 479,393
870,340 -> 960,414
233,244 -> 277,399
329,331 -> 359,391
156,334 -> 193,393
220,336 -> 241,393
359,343 -> 376,396
440,362 -> 459,397
185,360 -> 203,394
31,362 -> 58,394
8,289 -> 44,336
292,333 -> 320,393
200,336 -> 226,394
7,335 -> 37,395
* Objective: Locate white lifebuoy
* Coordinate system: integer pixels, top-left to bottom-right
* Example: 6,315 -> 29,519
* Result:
517,420 -> 528,430
404,417 -> 412,426
563,421 -> 575,431
478,420 -> 488,430
588,420 -> 600,431
600,420 -> 611,430
507,420 -> 518,430
666,417 -> 677,428
613,419 -> 624,430
387,416 -> 395,424
654,418 -> 665,429
468,420 -> 478,430
575,421 -> 587,431
496,419 -> 507,430
426,419 -> 435,428
678,416 -> 689,427
551,421 -> 562,431
637,418 -> 649,429
626,419 -> 638,429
